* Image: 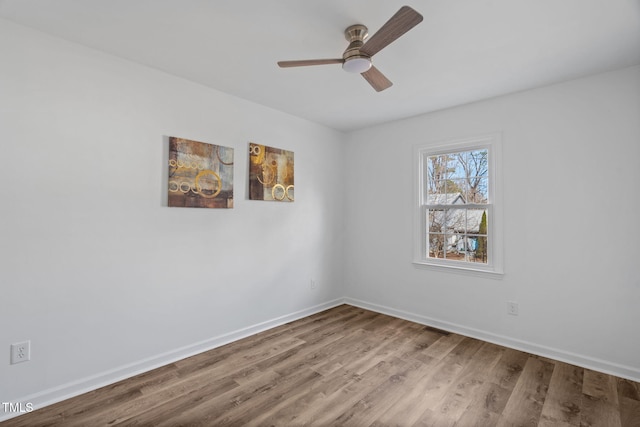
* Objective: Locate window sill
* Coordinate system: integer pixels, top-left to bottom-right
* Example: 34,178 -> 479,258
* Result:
412,259 -> 504,279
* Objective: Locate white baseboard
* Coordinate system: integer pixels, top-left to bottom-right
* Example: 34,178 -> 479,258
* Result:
344,297 -> 640,383
0,298 -> 346,422
4,296 -> 638,422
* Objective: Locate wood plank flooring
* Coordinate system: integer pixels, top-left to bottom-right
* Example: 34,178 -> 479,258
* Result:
2,305 -> 639,426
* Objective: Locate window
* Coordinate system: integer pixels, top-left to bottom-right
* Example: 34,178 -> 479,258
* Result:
413,134 -> 503,276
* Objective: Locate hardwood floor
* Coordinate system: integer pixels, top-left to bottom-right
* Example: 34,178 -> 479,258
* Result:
2,305 -> 639,426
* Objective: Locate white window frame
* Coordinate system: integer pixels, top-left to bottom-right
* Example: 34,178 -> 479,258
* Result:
413,133 -> 503,277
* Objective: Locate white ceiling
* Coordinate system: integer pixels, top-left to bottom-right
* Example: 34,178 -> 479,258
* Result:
1,0 -> 639,132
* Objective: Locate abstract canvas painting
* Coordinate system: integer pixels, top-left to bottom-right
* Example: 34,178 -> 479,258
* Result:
168,137 -> 234,208
248,143 -> 294,202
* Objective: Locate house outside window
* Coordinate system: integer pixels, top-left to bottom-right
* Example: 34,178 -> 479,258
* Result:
413,134 -> 503,276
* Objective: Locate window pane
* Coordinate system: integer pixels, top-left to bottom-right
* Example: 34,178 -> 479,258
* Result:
428,209 -> 446,258
427,154 -> 454,196
445,231 -> 466,262
447,178 -> 465,200
472,177 -> 488,203
468,209 -> 488,264
465,209 -> 486,234
428,233 -> 445,259
431,178 -> 450,196
467,235 -> 488,264
428,209 -> 445,233
446,208 -> 466,233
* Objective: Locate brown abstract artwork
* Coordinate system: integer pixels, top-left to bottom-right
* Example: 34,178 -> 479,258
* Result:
249,143 -> 294,202
168,137 -> 234,208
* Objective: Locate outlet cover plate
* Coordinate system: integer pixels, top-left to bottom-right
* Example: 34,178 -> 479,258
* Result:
10,341 -> 31,364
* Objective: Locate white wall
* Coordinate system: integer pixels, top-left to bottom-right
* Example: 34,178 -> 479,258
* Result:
0,19 -> 345,413
344,65 -> 640,380
2,15 -> 640,420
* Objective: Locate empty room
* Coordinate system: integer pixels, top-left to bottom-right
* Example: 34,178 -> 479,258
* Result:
1,1 -> 639,425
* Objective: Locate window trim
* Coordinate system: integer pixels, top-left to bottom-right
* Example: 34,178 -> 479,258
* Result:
413,133 -> 504,277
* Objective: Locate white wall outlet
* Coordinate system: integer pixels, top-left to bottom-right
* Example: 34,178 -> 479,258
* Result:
507,301 -> 519,316
10,340 -> 31,364
310,279 -> 317,290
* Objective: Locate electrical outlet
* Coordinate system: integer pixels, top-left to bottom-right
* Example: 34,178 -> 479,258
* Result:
507,301 -> 519,316
10,341 -> 31,364
310,279 -> 317,290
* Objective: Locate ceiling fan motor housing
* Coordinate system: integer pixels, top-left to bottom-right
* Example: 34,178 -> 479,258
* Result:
342,24 -> 372,73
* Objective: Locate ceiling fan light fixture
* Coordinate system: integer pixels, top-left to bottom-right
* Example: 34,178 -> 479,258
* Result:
342,56 -> 372,74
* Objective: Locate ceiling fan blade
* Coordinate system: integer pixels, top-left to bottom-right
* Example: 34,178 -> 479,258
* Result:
277,59 -> 344,68
361,66 -> 393,92
360,6 -> 423,57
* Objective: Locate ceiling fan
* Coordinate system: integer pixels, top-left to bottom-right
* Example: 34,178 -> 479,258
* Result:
277,6 -> 423,92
